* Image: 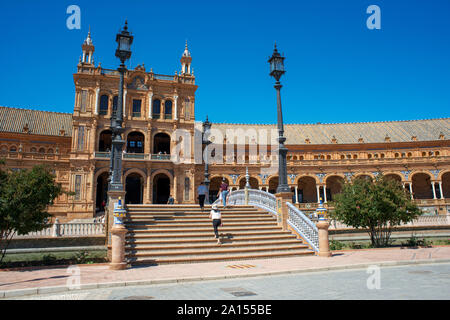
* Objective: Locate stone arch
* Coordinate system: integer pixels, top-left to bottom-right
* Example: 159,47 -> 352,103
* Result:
325,175 -> 345,201
153,131 -> 171,154
126,130 -> 145,153
353,173 -> 374,181
151,170 -> 173,204
267,175 -> 279,194
297,176 -> 317,203
383,172 -> 403,182
411,171 -> 433,199
97,129 -> 113,152
294,174 -> 320,185
238,176 -> 259,189
94,168 -> 110,212
441,171 -> 450,199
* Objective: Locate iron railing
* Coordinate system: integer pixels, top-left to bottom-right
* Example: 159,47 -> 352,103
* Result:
287,202 -> 319,252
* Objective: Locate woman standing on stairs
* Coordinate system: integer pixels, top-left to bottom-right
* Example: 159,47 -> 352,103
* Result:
209,204 -> 223,244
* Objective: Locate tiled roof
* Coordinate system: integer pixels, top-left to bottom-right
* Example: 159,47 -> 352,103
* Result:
0,106 -> 72,137
212,118 -> 450,144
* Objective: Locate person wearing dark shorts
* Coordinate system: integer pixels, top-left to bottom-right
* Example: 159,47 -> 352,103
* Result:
209,204 -> 222,244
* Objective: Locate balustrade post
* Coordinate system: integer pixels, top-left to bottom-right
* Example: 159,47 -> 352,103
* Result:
275,191 -> 293,231
52,218 -> 60,237
316,219 -> 332,257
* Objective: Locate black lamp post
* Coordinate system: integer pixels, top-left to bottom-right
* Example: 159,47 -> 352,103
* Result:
202,115 -> 212,201
109,21 -> 133,193
268,44 -> 290,194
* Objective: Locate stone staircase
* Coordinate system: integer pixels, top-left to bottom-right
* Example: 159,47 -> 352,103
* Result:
124,204 -> 315,265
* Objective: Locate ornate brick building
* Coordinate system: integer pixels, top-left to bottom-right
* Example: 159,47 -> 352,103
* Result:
0,31 -> 449,221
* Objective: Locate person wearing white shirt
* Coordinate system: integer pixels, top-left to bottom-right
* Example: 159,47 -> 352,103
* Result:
209,204 -> 222,244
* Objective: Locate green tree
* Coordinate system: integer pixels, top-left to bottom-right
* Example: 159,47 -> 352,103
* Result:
328,175 -> 422,247
0,164 -> 65,263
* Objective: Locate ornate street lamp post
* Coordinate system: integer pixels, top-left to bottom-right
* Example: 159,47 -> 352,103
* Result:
268,44 -> 290,194
109,21 -> 133,193
202,116 -> 212,203
108,21 -> 133,270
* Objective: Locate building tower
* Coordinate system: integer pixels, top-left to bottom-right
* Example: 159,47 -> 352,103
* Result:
180,40 -> 192,75
81,27 -> 95,64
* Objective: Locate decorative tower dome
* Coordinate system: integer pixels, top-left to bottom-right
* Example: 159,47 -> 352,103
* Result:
180,40 -> 192,75
81,27 -> 95,64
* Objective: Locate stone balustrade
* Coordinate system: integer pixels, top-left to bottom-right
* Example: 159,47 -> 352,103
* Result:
12,221 -> 106,238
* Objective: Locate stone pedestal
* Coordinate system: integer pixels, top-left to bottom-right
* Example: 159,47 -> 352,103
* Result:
109,223 -> 128,270
106,190 -> 126,260
275,192 -> 293,231
317,219 -> 332,257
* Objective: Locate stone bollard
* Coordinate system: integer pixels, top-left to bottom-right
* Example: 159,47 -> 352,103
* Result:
316,219 -> 332,257
109,197 -> 128,270
110,224 -> 128,270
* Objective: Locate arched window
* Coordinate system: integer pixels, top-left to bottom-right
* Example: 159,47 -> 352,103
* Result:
164,100 -> 172,119
39,148 -> 45,154
99,95 -> 109,115
153,99 -> 161,119
47,149 -> 54,154
10,146 -> 17,152
30,147 -> 37,153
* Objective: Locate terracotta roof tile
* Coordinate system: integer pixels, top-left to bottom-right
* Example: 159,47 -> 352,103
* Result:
0,106 -> 72,137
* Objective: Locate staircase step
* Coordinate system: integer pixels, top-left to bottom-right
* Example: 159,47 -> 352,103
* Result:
125,221 -> 278,229
126,239 -> 304,250
123,204 -> 315,265
126,230 -> 294,239
127,249 -> 314,265
126,234 -> 298,244
126,243 -> 308,257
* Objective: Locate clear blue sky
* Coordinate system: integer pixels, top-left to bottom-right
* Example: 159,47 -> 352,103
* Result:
0,0 -> 449,124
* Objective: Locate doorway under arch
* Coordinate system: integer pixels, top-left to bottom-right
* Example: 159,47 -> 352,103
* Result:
96,172 -> 109,212
126,173 -> 144,204
153,173 -> 171,204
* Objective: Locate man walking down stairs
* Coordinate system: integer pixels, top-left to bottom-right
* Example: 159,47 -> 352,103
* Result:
124,204 -> 314,265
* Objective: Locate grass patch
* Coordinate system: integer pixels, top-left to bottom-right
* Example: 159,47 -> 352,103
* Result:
330,236 -> 450,251
0,250 -> 107,269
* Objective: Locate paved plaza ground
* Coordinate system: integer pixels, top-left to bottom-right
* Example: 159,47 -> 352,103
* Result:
12,262 -> 450,300
1,246 -> 450,299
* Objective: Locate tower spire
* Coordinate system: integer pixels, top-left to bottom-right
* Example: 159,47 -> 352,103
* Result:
180,40 -> 192,75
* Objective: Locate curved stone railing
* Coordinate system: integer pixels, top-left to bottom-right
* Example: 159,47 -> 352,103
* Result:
213,189 -> 278,215
287,202 -> 319,252
213,189 -> 319,252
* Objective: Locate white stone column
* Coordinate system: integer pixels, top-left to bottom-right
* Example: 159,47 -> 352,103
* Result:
323,186 -> 327,203
432,182 -> 437,200
174,95 -> 178,120
409,183 -> 413,200
316,185 -> 320,203
123,89 -> 127,117
148,92 -> 153,119
94,87 -> 100,115
265,186 -> 269,192
294,186 -> 298,203
439,181 -> 444,199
